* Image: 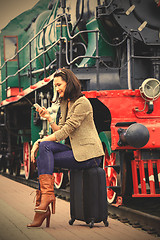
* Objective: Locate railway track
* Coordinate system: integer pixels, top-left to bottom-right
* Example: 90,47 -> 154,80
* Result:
1,171 -> 160,237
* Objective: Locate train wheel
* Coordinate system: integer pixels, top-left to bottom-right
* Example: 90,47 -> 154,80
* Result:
54,172 -> 64,189
53,171 -> 68,189
103,150 -> 117,204
23,142 -> 34,179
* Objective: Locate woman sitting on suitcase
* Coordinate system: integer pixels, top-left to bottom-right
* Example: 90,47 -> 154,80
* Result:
28,68 -> 104,228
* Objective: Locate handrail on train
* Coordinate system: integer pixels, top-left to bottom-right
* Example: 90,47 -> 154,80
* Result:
0,13 -> 100,97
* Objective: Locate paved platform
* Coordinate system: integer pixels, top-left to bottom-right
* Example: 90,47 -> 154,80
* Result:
0,174 -> 159,240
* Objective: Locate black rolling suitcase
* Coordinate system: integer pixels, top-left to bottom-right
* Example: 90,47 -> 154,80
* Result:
69,167 -> 109,228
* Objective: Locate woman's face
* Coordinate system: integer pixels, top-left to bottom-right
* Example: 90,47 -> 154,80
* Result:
54,76 -> 67,98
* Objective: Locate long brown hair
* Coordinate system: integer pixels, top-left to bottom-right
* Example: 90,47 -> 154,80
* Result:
54,68 -> 83,101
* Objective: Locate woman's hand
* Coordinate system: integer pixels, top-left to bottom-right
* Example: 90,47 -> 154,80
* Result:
36,106 -> 51,121
31,140 -> 41,163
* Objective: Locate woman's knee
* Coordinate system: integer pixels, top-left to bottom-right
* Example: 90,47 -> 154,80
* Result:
39,141 -> 52,153
39,141 -> 71,155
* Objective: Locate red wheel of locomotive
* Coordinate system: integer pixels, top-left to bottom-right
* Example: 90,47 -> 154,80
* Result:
103,150 -> 117,204
53,172 -> 64,189
53,170 -> 69,189
23,142 -> 31,180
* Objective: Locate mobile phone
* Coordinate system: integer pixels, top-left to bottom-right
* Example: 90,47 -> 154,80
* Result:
33,103 -> 42,111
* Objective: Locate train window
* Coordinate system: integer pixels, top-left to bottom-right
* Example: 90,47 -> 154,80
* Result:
3,36 -> 18,61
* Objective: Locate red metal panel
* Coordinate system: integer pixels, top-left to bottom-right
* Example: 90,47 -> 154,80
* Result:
7,87 -> 23,98
131,151 -> 160,197
132,193 -> 160,197
147,160 -> 156,194
139,160 -> 147,194
91,89 -> 160,151
131,160 -> 139,195
1,77 -> 52,106
157,159 -> 160,188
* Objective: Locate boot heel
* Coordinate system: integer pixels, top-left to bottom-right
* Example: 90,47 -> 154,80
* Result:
46,214 -> 51,227
51,200 -> 56,214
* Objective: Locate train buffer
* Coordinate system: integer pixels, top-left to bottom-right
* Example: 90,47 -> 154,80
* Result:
0,174 -> 158,240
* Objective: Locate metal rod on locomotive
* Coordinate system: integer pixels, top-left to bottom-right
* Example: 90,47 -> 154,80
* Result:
5,62 -> 8,98
29,41 -> 33,86
96,31 -> 100,90
43,28 -> 46,78
17,51 -> 21,93
127,38 -> 132,90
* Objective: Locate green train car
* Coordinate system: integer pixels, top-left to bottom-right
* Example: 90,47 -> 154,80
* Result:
0,0 -> 160,204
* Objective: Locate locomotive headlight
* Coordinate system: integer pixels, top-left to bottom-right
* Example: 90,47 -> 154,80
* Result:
139,78 -> 160,101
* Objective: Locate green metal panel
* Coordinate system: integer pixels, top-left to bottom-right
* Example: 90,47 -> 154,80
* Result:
99,131 -> 112,156
17,129 -> 31,144
35,1 -> 60,74
78,18 -> 115,67
0,0 -> 51,101
56,22 -> 72,41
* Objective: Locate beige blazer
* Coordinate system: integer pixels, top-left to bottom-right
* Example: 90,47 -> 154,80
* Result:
54,96 -> 104,161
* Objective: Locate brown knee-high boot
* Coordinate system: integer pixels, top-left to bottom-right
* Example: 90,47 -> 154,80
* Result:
35,189 -> 41,206
27,189 -> 51,228
35,174 -> 56,214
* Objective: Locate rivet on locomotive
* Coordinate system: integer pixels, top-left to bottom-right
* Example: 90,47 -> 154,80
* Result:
0,0 -> 160,205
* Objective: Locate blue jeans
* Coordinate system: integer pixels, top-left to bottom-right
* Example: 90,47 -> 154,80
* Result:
37,141 -> 102,175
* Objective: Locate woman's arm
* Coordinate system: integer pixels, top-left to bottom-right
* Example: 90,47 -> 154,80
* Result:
31,140 -> 40,163
31,106 -> 60,163
36,106 -> 60,132
39,133 -> 57,142
46,115 -> 60,132
31,133 -> 57,163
